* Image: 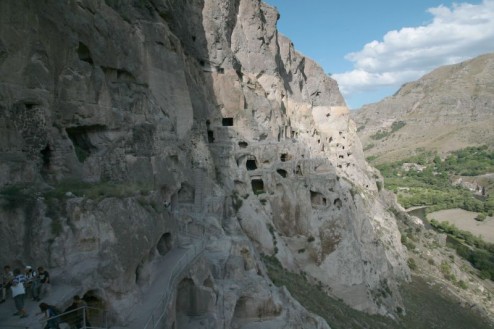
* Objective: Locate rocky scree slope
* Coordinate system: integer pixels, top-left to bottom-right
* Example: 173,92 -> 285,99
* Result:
352,53 -> 494,163
0,0 -> 409,327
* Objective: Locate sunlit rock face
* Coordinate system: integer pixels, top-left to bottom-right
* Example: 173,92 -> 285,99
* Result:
0,0 -> 408,326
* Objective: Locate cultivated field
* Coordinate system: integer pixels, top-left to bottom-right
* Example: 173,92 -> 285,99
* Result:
428,208 -> 494,243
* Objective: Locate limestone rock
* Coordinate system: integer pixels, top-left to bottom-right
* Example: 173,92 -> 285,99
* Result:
0,0 -> 409,327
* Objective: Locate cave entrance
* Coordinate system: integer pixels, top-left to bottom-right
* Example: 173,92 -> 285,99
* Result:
334,198 -> 342,209
40,144 -> 52,179
222,118 -> 233,126
246,159 -> 257,171
206,120 -> 214,143
178,183 -> 194,204
232,296 -> 281,323
176,279 -> 199,316
280,153 -> 291,162
157,232 -> 173,256
40,144 -> 51,168
175,278 -> 213,328
207,130 -> 214,143
276,169 -> 287,178
251,178 -> 264,195
77,42 -> 93,64
310,191 -> 327,207
66,125 -> 103,163
82,290 -> 106,326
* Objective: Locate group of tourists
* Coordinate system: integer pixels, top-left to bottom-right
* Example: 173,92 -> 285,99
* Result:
1,264 -> 51,318
1,263 -> 91,328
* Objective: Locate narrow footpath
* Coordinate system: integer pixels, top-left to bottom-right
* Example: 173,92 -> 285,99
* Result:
0,242 -> 204,329
0,281 -> 78,328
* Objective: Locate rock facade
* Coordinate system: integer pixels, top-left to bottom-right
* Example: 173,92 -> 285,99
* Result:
0,0 -> 409,327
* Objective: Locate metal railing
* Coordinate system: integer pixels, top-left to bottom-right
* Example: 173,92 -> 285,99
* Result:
143,240 -> 205,329
40,305 -> 109,329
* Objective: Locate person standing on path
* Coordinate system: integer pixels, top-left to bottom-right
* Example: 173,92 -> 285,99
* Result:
11,268 -> 28,318
24,265 -> 37,300
36,266 -> 50,300
1,265 -> 14,303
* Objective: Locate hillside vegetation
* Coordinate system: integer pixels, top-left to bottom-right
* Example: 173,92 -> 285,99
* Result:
374,146 -> 494,281
374,145 -> 494,215
263,255 -> 494,329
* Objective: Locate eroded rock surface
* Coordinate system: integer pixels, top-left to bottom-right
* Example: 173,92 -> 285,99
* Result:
0,0 -> 409,327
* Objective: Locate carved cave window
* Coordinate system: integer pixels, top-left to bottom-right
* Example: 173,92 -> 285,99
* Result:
157,232 -> 172,256
207,130 -> 215,143
246,159 -> 257,171
66,126 -> 101,163
77,42 -> 93,64
280,153 -> 291,162
310,191 -> 327,207
251,179 -> 265,195
222,118 -> 233,126
334,198 -> 342,209
276,169 -> 287,178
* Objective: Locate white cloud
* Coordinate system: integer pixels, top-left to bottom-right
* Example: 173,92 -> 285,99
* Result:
333,0 -> 494,99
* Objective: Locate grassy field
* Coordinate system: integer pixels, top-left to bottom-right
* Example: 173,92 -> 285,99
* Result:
429,208 -> 494,243
262,255 -> 494,329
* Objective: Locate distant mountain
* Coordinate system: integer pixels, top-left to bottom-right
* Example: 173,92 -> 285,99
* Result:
351,53 -> 494,163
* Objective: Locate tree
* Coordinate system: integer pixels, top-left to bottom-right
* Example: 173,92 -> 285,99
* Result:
476,213 -> 487,222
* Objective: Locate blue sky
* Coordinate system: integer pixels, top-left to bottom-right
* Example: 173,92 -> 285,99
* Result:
263,0 -> 494,109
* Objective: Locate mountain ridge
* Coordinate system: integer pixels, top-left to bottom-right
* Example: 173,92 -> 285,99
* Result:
352,52 -> 494,163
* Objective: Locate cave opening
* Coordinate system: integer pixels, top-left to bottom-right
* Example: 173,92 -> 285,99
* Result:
251,178 -> 264,195
40,144 -> 51,169
176,278 -> 200,316
246,159 -> 257,171
206,120 -> 214,143
66,126 -> 100,163
157,232 -> 172,256
222,117 -> 233,126
207,130 -> 215,143
77,42 -> 93,64
81,289 -> 106,326
178,183 -> 194,204
334,198 -> 342,209
276,169 -> 287,178
310,191 -> 327,207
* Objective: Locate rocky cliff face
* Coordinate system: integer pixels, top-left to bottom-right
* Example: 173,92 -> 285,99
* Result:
0,0 -> 409,327
352,53 -> 494,163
